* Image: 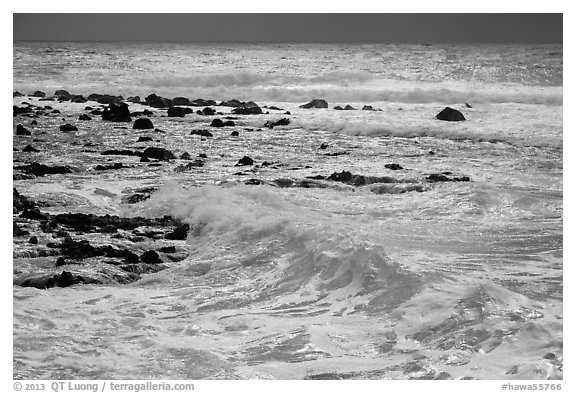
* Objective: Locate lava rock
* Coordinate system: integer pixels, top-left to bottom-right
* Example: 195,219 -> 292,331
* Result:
16,124 -> 31,135
300,99 -> 328,109
102,102 -> 132,122
140,250 -> 161,264
33,91 -> 46,97
13,222 -> 29,237
102,149 -> 141,157
28,236 -> 38,244
220,99 -> 242,107
230,131 -> 239,136
385,163 -> 403,170
54,90 -> 71,101
60,123 -> 78,132
436,107 -> 466,122
56,257 -> 66,266
235,156 -> 254,166
87,93 -> 122,105
264,118 -> 290,129
136,136 -> 153,143
133,118 -> 154,129
95,163 -> 123,171
180,152 -> 192,160
20,208 -> 48,221
231,101 -> 262,115
78,114 -> 92,120
174,160 -> 205,172
143,147 -> 176,161
165,223 -> 190,240
426,173 -> 470,182
210,118 -> 235,127
127,96 -> 141,103
16,162 -> 74,177
145,93 -> 173,108
22,145 -> 39,153
201,107 -> 216,116
167,106 -> 187,117
319,143 -> 329,150
172,97 -> 192,106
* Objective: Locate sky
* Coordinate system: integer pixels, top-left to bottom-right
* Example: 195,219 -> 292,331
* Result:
13,13 -> 562,43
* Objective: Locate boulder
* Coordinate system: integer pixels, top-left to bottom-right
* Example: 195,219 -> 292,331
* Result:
14,106 -> 33,116
210,118 -> 235,127
22,145 -> 39,153
133,118 -> 154,129
190,129 -> 214,137
320,143 -> 329,150
70,95 -> 87,103
385,163 -> 403,170
142,147 -> 176,161
167,107 -> 186,117
87,93 -> 122,105
102,102 -> 132,122
194,98 -> 217,106
172,97 -> 192,106
300,99 -> 328,109
230,131 -> 239,136
127,96 -> 141,103
220,99 -> 242,107
344,104 -> 356,110
60,123 -> 78,132
16,124 -> 31,136
264,118 -> 290,129
16,162 -> 74,177
54,90 -> 71,101
13,222 -> 29,237
33,91 -> 46,97
165,223 -> 190,240
436,107 -> 466,122
174,160 -> 205,172
136,136 -> 153,142
201,107 -> 216,116
13,91 -> 24,97
140,250 -> 161,264
78,114 -> 92,121
145,93 -> 173,108
235,156 -> 254,166
94,163 -> 123,171
232,101 -> 262,115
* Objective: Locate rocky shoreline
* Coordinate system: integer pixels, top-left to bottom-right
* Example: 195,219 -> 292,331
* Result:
13,89 -> 471,290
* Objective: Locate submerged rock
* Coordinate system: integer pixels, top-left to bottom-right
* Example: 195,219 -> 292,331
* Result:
436,107 -> 466,122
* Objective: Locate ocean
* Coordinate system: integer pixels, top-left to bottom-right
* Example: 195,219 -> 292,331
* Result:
12,41 -> 563,380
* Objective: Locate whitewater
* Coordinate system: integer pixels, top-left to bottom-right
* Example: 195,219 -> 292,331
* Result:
13,42 -> 562,380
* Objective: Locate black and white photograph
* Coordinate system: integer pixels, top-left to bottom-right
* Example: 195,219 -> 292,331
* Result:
11,9 -> 564,384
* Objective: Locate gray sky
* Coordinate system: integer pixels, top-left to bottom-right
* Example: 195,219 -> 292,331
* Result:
13,14 -> 562,43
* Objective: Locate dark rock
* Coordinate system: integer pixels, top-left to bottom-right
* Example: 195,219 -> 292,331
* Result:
14,106 -> 33,116
344,104 -> 356,110
15,270 -> 101,289
14,91 -> 24,97
193,98 -> 217,106
95,163 -> 123,171
230,131 -> 239,136
320,143 -> 329,150
165,223 -> 190,240
13,222 -> 29,237
300,99 -> 328,109
172,97 -> 192,106
198,153 -> 208,159
264,118 -> 290,129
324,151 -> 348,156
465,103 -> 473,108
174,160 -> 204,172
28,236 -> 38,244
16,162 -> 74,177
201,107 -> 216,116
328,171 -> 353,182
87,93 -> 122,105
362,105 -> 377,111
51,109 -> 61,114
70,95 -> 87,103
167,106 -> 187,117
426,173 -> 470,182
180,152 -> 192,160
31,120 -> 38,125
90,109 -> 104,115
385,163 -> 403,170
102,102 -> 132,122
140,156 -> 150,162
133,118 -> 154,129
54,90 -> 71,101
55,257 -> 66,266
140,250 -> 161,264
60,123 -> 78,132
136,136 -> 153,143
210,118 -> 235,127
232,101 -> 262,115
127,96 -> 141,103
16,124 -> 31,135
145,93 -> 173,108
436,107 -> 466,122
22,145 -> 39,153
220,99 -> 242,107
143,147 -> 176,161
20,208 -> 48,221
102,149 -> 141,157
38,97 -> 54,101
33,91 -> 46,97
13,188 -> 36,212
333,106 -> 343,110
122,193 -> 151,204
78,114 -> 92,121
158,246 -> 176,253
235,156 -> 254,166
